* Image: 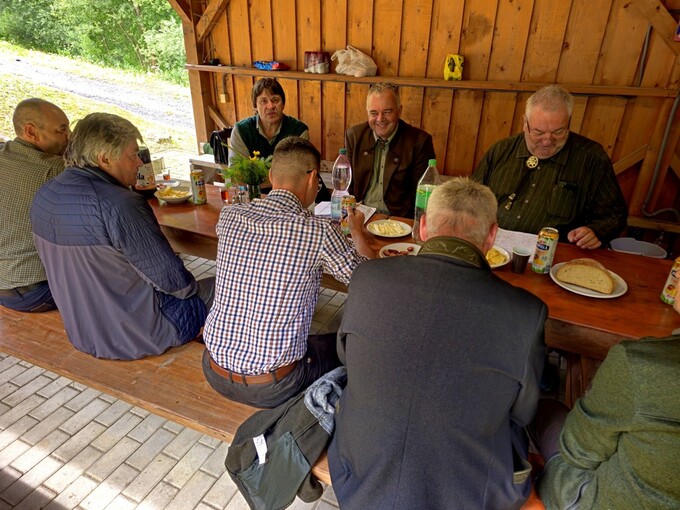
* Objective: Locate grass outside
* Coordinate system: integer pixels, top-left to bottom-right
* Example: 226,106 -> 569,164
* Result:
0,41 -> 196,154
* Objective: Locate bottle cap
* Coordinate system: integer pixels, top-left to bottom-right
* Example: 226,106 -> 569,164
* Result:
339,148 -> 347,155
428,159 -> 437,166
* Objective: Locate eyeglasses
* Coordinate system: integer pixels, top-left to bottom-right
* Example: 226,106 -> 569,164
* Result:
524,117 -> 569,139
306,169 -> 323,192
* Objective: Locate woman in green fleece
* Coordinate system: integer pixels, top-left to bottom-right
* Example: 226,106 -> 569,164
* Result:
537,298 -> 680,509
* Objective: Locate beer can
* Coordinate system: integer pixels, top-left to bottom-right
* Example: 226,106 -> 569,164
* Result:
189,169 -> 207,205
531,227 -> 559,274
340,195 -> 356,235
660,257 -> 680,304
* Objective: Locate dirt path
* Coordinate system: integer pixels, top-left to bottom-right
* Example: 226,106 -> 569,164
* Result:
1,55 -> 194,131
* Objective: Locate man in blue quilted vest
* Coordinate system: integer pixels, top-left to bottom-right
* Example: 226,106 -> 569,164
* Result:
30,113 -> 214,360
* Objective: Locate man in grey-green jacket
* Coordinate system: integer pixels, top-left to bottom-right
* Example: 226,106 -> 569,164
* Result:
537,299 -> 680,509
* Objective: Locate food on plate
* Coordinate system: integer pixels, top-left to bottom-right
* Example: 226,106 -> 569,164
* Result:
156,187 -> 190,199
372,221 -> 407,236
485,247 -> 507,266
555,258 -> 615,294
383,246 -> 416,257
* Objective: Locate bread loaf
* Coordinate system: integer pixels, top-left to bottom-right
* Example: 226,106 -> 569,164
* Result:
555,258 -> 615,294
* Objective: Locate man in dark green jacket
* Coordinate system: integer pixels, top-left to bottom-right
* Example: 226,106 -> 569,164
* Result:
537,298 -> 680,509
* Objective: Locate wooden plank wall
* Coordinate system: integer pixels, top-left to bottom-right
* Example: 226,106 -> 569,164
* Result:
197,0 -> 680,218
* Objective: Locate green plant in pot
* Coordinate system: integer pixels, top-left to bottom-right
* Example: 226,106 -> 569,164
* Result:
222,149 -> 272,200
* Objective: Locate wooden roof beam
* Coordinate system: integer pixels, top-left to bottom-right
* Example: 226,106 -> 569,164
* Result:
166,0 -> 191,24
196,0 -> 230,46
629,0 -> 680,56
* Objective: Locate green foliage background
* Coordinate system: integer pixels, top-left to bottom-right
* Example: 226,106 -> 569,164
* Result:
0,0 -> 187,85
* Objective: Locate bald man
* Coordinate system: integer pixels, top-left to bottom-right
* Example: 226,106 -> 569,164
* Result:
0,98 -> 70,312
203,136 -> 374,409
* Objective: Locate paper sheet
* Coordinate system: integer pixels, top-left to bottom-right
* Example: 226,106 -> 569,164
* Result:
494,228 -> 537,255
314,201 -> 376,224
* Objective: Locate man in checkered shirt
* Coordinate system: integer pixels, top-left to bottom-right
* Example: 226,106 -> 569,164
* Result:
0,98 -> 70,313
203,137 -> 375,408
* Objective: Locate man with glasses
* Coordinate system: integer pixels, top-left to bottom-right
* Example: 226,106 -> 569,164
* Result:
0,98 -> 69,312
473,85 -> 627,249
203,137 -> 375,408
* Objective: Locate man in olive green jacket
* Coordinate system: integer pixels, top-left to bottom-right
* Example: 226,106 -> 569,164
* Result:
537,300 -> 680,509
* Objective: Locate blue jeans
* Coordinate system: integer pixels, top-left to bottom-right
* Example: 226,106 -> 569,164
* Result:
0,281 -> 57,313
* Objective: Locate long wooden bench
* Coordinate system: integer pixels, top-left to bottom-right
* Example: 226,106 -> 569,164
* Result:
0,307 -> 545,509
0,307 -> 331,484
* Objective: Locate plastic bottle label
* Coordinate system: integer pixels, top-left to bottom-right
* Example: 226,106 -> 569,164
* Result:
415,184 -> 436,209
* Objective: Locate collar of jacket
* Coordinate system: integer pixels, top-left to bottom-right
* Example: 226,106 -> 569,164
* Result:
69,165 -> 129,187
419,236 -> 490,269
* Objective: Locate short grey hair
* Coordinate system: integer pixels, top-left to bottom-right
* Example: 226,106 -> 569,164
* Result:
525,85 -> 574,118
425,177 -> 498,246
367,82 -> 401,110
65,113 -> 143,168
12,98 -> 61,134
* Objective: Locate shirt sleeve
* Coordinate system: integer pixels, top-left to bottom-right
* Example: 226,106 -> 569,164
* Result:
228,124 -> 249,167
106,197 -> 199,299
320,222 -> 367,285
583,158 -> 628,243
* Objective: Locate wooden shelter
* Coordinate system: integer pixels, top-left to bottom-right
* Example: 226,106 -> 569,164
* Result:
167,0 -> 680,233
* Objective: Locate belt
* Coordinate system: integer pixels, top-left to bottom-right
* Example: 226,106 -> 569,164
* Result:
209,357 -> 298,385
0,282 -> 45,298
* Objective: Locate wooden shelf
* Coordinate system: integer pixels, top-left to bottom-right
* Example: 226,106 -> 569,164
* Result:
185,64 -> 678,98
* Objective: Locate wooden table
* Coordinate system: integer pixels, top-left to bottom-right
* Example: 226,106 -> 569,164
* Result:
151,185 -> 680,403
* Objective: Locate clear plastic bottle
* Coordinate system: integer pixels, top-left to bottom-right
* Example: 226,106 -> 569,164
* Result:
331,148 -> 352,223
412,159 -> 441,244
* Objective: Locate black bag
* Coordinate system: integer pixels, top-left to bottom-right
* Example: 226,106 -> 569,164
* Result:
210,127 -> 232,164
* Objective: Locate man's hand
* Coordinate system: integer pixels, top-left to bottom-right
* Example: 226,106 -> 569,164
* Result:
346,207 -> 365,231
567,227 -> 601,249
346,208 -> 376,259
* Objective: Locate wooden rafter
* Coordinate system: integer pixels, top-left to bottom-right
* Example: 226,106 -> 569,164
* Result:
196,0 -> 231,46
165,0 -> 191,24
630,0 -> 680,56
613,145 -> 648,175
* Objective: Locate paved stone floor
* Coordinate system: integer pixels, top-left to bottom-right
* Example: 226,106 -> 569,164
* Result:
0,256 -> 344,510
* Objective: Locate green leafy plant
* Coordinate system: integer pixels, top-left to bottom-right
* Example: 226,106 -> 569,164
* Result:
223,149 -> 272,187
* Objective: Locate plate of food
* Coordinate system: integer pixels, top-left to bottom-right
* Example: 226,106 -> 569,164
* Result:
379,243 -> 421,258
486,245 -> 510,269
367,219 -> 412,238
155,187 -> 192,204
550,259 -> 627,299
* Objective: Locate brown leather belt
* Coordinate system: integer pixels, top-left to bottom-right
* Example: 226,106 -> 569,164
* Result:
0,281 -> 45,298
209,357 -> 298,385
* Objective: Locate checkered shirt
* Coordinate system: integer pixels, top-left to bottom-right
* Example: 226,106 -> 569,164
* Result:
204,189 -> 366,374
0,139 -> 65,289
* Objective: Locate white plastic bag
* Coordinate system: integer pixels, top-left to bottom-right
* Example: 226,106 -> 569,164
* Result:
331,45 -> 378,78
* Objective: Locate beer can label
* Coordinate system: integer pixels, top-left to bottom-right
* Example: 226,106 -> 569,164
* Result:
531,227 -> 559,274
136,163 -> 156,190
660,257 -> 680,304
190,170 -> 207,205
340,195 -> 356,234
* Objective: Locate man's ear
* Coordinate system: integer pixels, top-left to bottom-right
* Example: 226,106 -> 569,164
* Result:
483,223 -> 499,254
97,152 -> 111,170
23,123 -> 40,144
420,213 -> 428,242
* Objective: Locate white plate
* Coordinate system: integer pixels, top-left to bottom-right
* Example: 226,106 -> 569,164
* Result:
550,262 -> 628,299
486,245 -> 510,269
379,243 -> 421,258
367,219 -> 412,238
156,179 -> 180,188
154,188 -> 191,204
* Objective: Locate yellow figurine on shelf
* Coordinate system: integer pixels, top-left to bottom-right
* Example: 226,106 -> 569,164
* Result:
444,54 -> 464,81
